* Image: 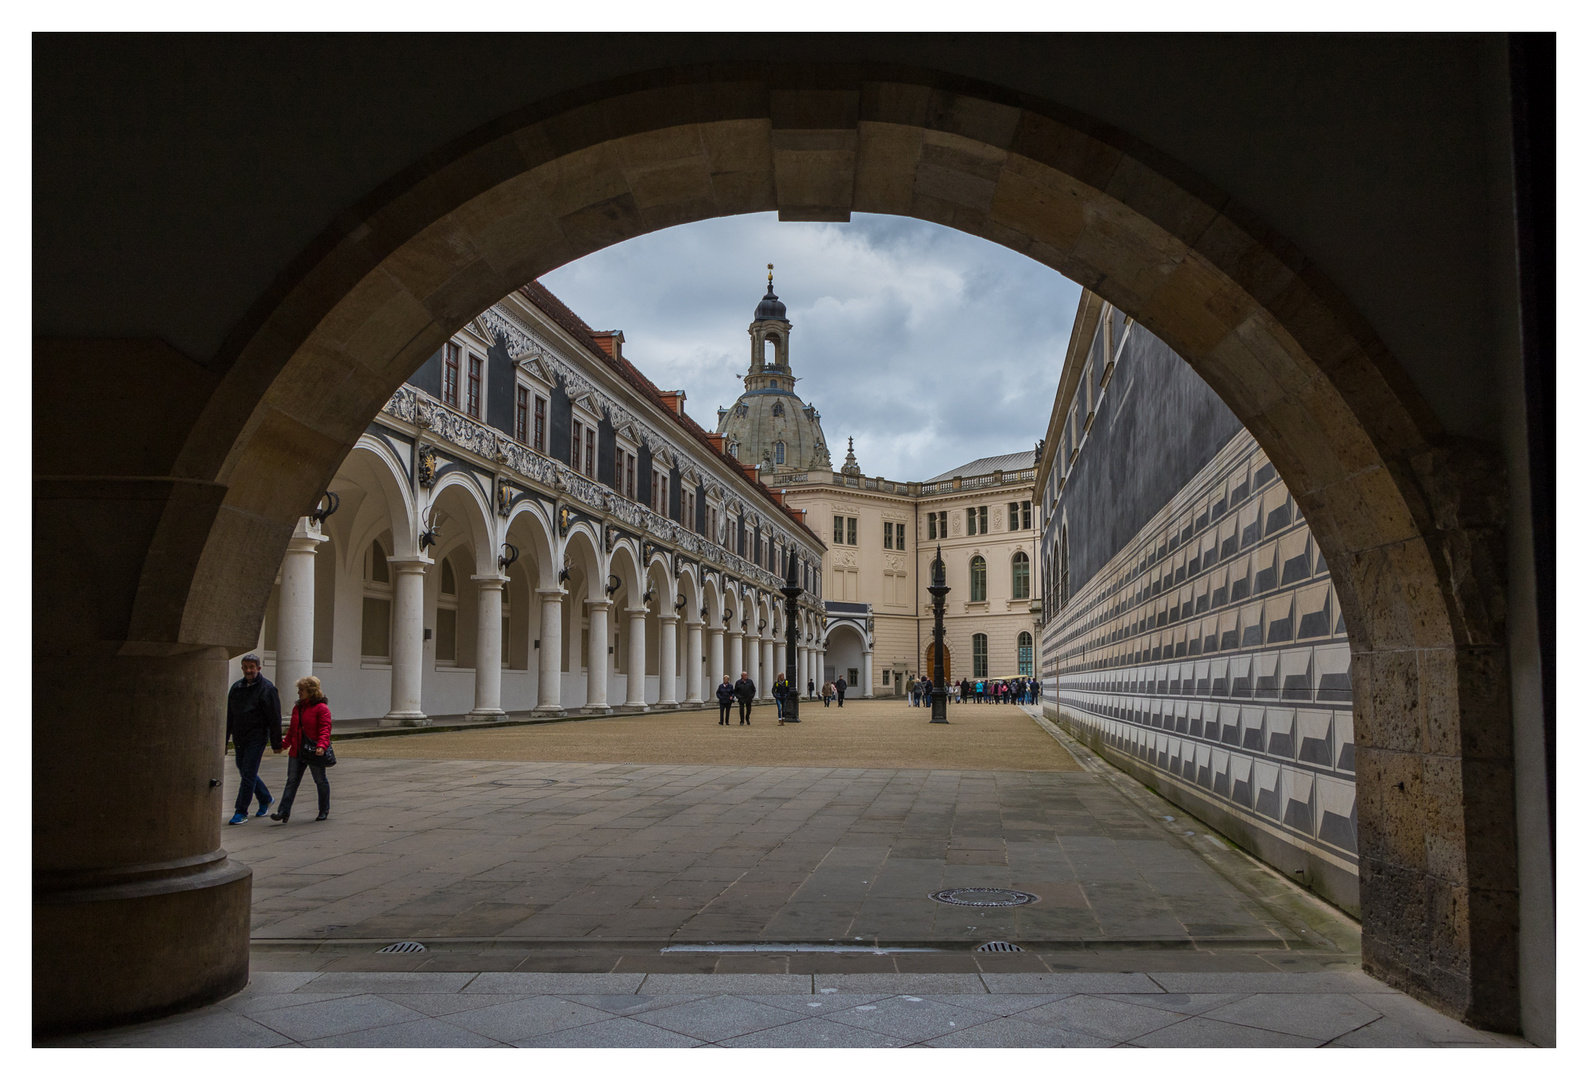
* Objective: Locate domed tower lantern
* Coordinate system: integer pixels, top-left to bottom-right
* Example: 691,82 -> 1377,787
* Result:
749,264 -> 793,387
715,266 -> 833,473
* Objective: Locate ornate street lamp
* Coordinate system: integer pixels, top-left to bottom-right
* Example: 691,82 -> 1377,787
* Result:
781,550 -> 802,723
929,545 -> 950,723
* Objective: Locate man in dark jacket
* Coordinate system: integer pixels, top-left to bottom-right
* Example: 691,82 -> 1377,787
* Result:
716,676 -> 735,725
733,671 -> 756,724
834,675 -> 847,707
226,653 -> 283,825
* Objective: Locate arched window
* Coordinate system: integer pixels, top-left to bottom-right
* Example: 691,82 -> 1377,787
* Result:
1012,551 -> 1030,599
361,539 -> 392,659
775,441 -> 786,464
970,555 -> 987,602
436,556 -> 458,664
769,379 -> 780,390
772,400 -> 785,417
1018,631 -> 1034,676
973,633 -> 989,678
763,337 -> 776,367
1060,525 -> 1071,607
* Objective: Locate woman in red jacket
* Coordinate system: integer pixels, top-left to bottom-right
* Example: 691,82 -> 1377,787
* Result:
270,675 -> 332,823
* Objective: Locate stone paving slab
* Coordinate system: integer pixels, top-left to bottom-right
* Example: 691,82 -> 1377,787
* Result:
43,971 -> 1527,1047
223,752 -> 1347,952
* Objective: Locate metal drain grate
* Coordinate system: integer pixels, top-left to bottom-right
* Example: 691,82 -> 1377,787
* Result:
376,941 -> 427,954
975,941 -> 1025,952
928,888 -> 1040,908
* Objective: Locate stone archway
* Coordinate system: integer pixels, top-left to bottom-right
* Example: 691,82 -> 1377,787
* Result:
35,64 -> 1516,1034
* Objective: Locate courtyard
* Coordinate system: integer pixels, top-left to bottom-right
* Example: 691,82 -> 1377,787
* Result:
41,701 -> 1522,1046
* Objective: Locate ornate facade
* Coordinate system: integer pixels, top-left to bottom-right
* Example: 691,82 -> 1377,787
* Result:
778,443 -> 1040,697
246,282 -> 829,723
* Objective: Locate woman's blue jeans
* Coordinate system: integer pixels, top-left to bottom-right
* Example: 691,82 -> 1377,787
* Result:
277,753 -> 329,818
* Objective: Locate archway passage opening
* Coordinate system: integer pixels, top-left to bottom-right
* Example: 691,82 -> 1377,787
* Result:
38,65 -> 1518,1036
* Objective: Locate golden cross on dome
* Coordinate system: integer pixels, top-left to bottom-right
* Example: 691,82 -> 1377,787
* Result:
767,263 -> 774,286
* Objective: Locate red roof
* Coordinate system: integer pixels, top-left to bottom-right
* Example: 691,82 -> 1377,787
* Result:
519,280 -> 826,552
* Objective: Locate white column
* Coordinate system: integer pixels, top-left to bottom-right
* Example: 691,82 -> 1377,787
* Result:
746,631 -> 760,693
624,607 -> 648,709
727,629 -> 743,681
658,614 -> 679,707
708,627 -> 725,689
585,599 -> 611,713
862,649 -> 874,699
685,621 -> 704,704
383,555 -> 432,726
762,637 -> 776,699
469,573 -> 508,719
774,638 -> 787,687
274,519 -> 324,714
798,646 -> 808,696
535,588 -> 564,714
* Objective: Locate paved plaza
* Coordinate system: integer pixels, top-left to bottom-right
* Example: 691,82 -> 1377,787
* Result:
50,702 -> 1527,1047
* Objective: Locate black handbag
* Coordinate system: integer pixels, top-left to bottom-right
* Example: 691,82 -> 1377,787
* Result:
313,743 -> 337,768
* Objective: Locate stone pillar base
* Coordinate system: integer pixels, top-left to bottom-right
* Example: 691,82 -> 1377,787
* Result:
579,705 -> 612,717
465,709 -> 506,722
653,702 -> 680,711
611,703 -> 649,715
380,712 -> 430,728
34,855 -> 252,1036
529,706 -> 567,718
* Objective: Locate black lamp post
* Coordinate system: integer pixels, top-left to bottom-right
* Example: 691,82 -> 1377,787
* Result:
781,552 -> 802,723
929,545 -> 950,723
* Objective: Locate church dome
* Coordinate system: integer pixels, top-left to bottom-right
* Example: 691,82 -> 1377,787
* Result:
754,283 -> 786,321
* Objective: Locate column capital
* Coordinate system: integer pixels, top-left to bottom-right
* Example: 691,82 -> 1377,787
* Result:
536,587 -> 567,600
284,533 -> 323,556
658,612 -> 680,624
625,606 -> 649,618
585,598 -> 613,611
386,555 -> 433,574
470,573 -> 509,588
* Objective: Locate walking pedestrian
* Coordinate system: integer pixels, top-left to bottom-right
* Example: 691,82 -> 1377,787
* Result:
734,670 -> 756,724
905,673 -> 917,706
835,675 -> 847,707
919,675 -> 933,708
270,675 -> 332,824
807,677 -> 815,700
822,680 -> 834,707
716,675 -> 734,725
774,673 -> 789,724
225,653 -> 282,825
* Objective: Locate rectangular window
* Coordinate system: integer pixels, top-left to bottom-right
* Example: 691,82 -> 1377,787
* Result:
897,523 -> 905,550
571,420 -> 583,473
834,515 -> 844,544
585,429 -> 595,477
533,395 -> 546,452
442,343 -> 460,407
1009,502 -> 1020,531
939,511 -> 948,538
651,472 -> 660,511
466,353 -> 482,418
625,453 -> 635,499
928,513 -> 937,540
360,596 -> 391,658
978,506 -> 988,533
884,522 -> 894,549
1022,500 -> 1032,530
514,386 -> 528,443
846,517 -> 857,546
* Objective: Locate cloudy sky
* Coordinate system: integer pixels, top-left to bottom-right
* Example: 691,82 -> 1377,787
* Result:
540,212 -> 1083,482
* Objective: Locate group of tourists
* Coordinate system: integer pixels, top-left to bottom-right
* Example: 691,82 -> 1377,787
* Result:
903,673 -> 1040,706
952,676 -> 1040,704
224,653 -> 334,826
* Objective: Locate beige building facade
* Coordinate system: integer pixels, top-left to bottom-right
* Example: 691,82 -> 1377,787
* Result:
779,447 -> 1039,697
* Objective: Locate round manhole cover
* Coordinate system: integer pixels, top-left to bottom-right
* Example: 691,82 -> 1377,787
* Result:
928,888 -> 1039,908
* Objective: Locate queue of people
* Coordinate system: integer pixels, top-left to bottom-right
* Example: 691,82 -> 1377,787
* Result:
952,676 -> 1042,704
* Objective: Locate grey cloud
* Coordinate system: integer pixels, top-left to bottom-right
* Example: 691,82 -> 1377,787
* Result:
540,212 -> 1080,480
